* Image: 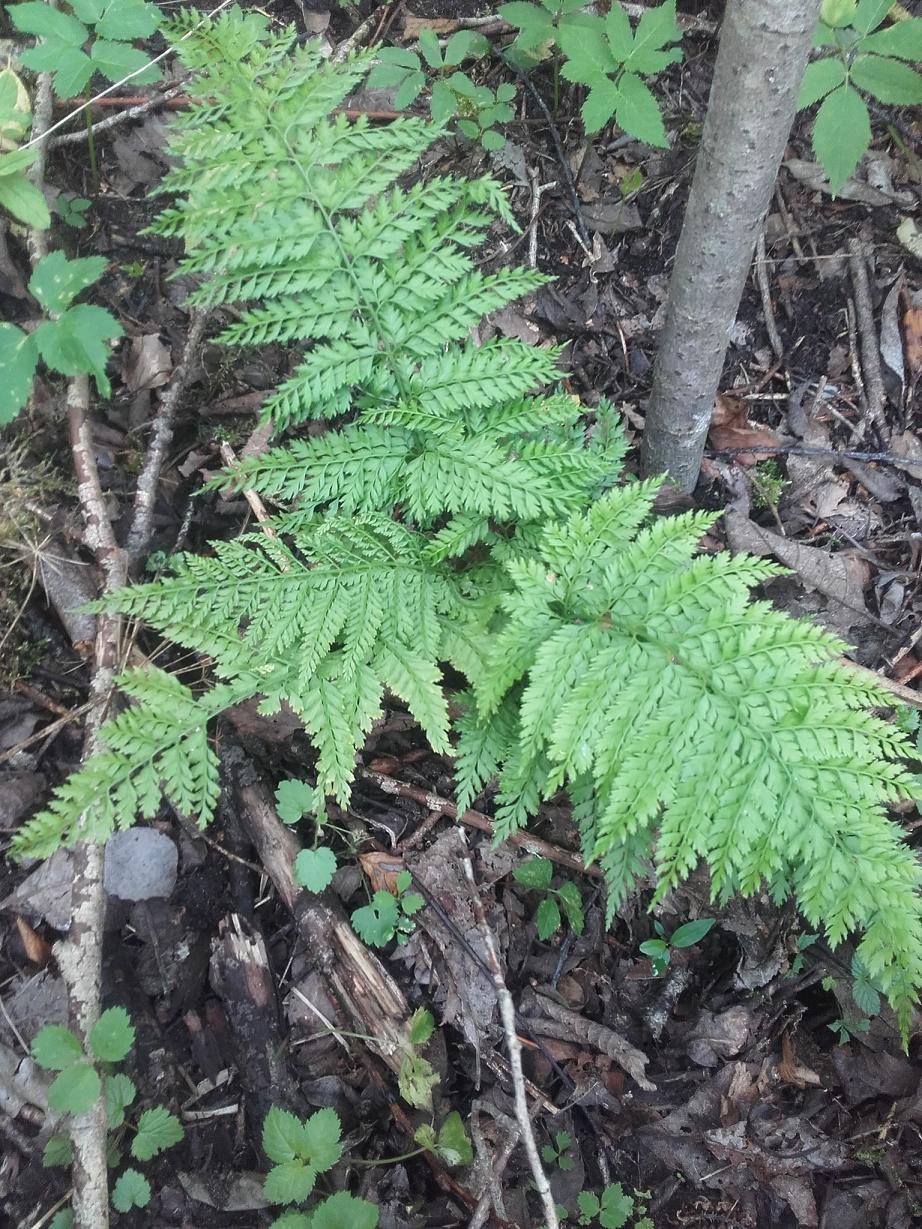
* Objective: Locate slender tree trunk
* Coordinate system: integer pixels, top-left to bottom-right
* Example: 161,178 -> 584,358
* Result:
641,0 -> 822,491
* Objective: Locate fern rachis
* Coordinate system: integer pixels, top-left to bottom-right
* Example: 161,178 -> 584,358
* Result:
14,6 -> 922,1040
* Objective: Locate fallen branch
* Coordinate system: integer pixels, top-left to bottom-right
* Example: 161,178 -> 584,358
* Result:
847,237 -> 887,432
358,766 -> 602,879
458,829 -> 560,1229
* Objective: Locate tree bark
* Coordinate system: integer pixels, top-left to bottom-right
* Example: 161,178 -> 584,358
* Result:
641,0 -> 822,492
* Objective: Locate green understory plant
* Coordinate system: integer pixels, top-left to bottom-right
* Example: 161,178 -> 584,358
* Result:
797,0 -> 922,192
638,916 -> 715,977
13,7 -> 922,1043
352,870 -> 424,948
6,0 -> 161,100
33,1007 -> 184,1221
367,28 -> 514,150
0,63 -> 50,227
513,855 -> 584,940
541,1129 -> 575,1171
0,250 -> 122,422
502,0 -> 682,141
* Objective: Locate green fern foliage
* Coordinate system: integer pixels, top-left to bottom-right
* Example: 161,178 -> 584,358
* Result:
15,7 -> 922,1038
458,481 -> 922,1030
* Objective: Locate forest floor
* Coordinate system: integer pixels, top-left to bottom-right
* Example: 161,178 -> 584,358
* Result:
2,1 -> 922,1227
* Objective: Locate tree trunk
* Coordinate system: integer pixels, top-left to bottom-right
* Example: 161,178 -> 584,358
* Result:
641,0 -> 822,492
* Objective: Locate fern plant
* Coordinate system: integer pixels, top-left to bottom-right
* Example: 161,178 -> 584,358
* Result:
14,6 -> 922,1038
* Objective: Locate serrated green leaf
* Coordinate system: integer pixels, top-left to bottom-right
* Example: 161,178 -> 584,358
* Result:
95,0 -> 160,41
860,18 -> 922,60
301,1106 -> 342,1172
393,71 -> 426,110
352,891 -> 399,946
604,4 -> 634,60
48,1062 -> 101,1114
105,1073 -> 136,1129
19,42 -> 95,98
42,1135 -> 74,1168
557,880 -> 584,934
599,1181 -> 635,1228
366,63 -> 415,90
263,1107 -> 309,1164
559,18 -> 619,84
581,77 -> 622,132
0,147 -> 37,177
70,0 -> 107,23
513,856 -> 553,890
269,1213 -> 312,1229
499,2 -> 555,51
669,917 -> 715,948
88,1006 -> 134,1062
310,1190 -> 380,1229
429,79 -> 457,124
408,1007 -> 435,1046
417,27 -> 442,70
32,1024 -> 83,1071
398,1052 -> 439,1109
851,53 -> 922,104
436,1110 -> 473,1166
293,846 -> 337,892
444,30 -> 482,67
90,38 -> 160,86
30,252 -> 108,315
614,72 -> 668,147
852,976 -> 881,1016
6,2 -> 88,44
400,890 -> 424,916
630,0 -> 681,60
414,1122 -> 437,1151
395,870 -> 412,894
132,1105 -> 184,1160
112,1168 -> 151,1213
535,896 -> 561,940
0,166 -> 50,229
811,84 -> 870,192
33,303 -> 123,395
577,1190 -> 601,1219
264,1159 -> 317,1204
797,56 -> 848,109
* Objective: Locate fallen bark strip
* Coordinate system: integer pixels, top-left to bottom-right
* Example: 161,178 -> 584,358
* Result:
358,767 -> 603,879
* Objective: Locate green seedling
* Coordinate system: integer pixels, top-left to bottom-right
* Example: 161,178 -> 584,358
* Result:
513,856 -> 584,941
639,917 -> 715,976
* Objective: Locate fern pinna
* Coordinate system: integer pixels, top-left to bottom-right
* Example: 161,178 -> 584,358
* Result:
15,8 -> 922,1036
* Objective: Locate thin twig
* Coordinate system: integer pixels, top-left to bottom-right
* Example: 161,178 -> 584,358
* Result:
754,231 -> 784,360
494,48 -> 590,247
48,86 -> 186,147
527,168 -> 556,267
358,767 -> 602,878
467,1123 -> 520,1229
847,237 -> 886,432
705,442 -> 922,468
457,829 -> 560,1229
126,310 -> 210,563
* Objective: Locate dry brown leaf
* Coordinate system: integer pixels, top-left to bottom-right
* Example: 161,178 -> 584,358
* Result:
15,915 -> 52,967
708,394 -> 780,465
402,14 -> 457,39
357,851 -> 406,895
725,511 -> 871,631
123,334 -> 171,392
904,305 -> 922,380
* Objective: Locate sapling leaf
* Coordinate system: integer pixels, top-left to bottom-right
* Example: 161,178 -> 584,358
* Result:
301,1106 -> 343,1172
811,84 -> 870,192
29,252 -> 109,315
275,778 -> 314,823
0,167 -> 50,230
310,1190 -> 380,1229
352,891 -> 400,945
293,846 -> 337,893
112,1168 -> 151,1213
513,856 -> 553,891
132,1105 -> 184,1159
32,1025 -> 83,1071
264,1159 -> 317,1204
557,881 -> 584,934
94,0 -> 161,41
850,54 -> 922,105
797,57 -> 847,109
263,1106 -> 310,1165
669,918 -> 715,948
436,1110 -> 473,1166
48,1062 -> 102,1114
6,2 -> 88,44
859,19 -> 922,60
536,896 -> 561,940
88,1005 -> 135,1062
105,1073 -> 136,1129
408,1007 -> 435,1046
42,1135 -> 74,1168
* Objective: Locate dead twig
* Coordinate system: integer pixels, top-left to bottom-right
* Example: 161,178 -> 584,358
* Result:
127,310 -> 210,564
458,829 -> 561,1229
48,85 -> 185,147
754,231 -> 784,361
358,767 -> 602,878
847,238 -> 886,432
527,168 -> 557,268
